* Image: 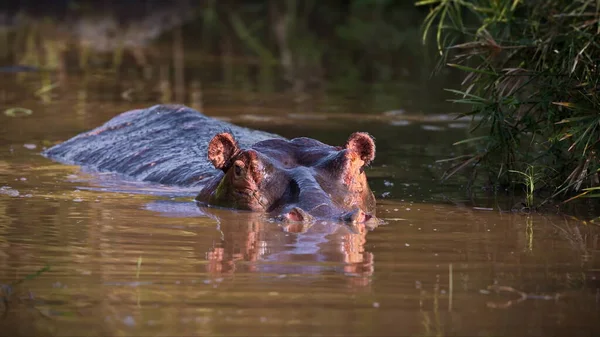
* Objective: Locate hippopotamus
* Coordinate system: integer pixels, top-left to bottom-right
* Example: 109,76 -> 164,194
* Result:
43,104 -> 377,223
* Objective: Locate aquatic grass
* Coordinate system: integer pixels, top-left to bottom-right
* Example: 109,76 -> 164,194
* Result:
418,0 -> 600,205
509,165 -> 542,209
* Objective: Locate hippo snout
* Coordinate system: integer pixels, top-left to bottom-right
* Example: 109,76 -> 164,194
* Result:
340,209 -> 373,224
277,206 -> 314,224
276,205 -> 374,226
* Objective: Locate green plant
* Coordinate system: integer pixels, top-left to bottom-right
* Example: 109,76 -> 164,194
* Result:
509,165 -> 542,209
417,0 -> 600,204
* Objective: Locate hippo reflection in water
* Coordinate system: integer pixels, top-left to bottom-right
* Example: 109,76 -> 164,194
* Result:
44,104 -> 377,223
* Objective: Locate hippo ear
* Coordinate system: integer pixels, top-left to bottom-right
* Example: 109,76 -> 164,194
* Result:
208,133 -> 239,171
345,132 -> 375,165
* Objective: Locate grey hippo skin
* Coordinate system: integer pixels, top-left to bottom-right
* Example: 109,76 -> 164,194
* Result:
43,104 -> 377,224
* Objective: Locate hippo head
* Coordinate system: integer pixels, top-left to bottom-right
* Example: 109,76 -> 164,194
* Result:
196,132 -> 377,224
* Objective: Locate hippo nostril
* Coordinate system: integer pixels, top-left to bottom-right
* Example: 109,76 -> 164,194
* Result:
281,222 -> 311,233
277,206 -> 313,224
276,207 -> 314,233
340,209 -> 372,224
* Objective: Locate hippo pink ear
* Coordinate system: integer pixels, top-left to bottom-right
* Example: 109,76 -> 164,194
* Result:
345,132 -> 375,165
208,133 -> 239,171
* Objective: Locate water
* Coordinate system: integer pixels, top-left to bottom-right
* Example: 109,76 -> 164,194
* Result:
1,10 -> 600,337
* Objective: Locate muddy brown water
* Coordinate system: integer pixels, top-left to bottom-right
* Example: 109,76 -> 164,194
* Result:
1,68 -> 599,337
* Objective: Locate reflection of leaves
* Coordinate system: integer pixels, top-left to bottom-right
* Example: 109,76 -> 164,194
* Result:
334,0 -> 422,51
336,18 -> 416,50
230,13 -> 277,64
12,265 -> 51,287
327,2 -> 429,82
202,0 -> 218,30
1,285 -> 9,319
1,265 -> 52,320
0,161 -> 12,175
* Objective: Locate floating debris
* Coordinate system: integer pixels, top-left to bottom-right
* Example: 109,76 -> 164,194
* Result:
23,144 -> 37,150
0,186 -> 19,197
123,316 -> 136,327
34,83 -> 60,97
481,284 -> 559,309
4,107 -> 33,117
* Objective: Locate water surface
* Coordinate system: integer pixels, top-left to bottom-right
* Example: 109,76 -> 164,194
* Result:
1,22 -> 599,337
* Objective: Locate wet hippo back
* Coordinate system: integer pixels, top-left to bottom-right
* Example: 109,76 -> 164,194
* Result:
45,104 -> 378,223
43,104 -> 283,186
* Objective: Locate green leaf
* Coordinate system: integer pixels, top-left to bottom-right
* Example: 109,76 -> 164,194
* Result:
435,154 -> 474,163
447,63 -> 497,76
415,0 -> 441,6
453,136 -> 489,145
508,169 -> 529,178
436,5 -> 449,52
449,98 -> 488,106
444,89 -> 489,102
555,116 -> 595,124
422,4 -> 443,44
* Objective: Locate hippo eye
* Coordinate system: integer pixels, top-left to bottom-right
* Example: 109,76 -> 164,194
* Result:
233,160 -> 244,177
